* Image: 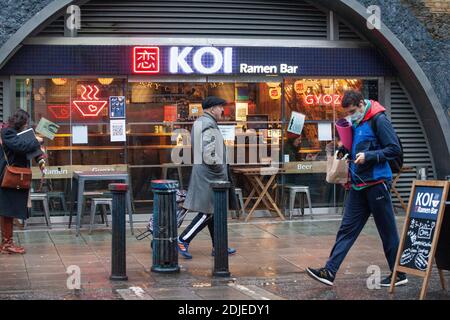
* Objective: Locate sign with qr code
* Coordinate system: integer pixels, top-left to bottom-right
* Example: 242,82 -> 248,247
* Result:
110,119 -> 126,142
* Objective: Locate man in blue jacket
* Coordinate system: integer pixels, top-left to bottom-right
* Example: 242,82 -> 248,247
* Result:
306,90 -> 408,287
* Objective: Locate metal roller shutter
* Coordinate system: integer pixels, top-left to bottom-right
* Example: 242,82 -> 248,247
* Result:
0,81 -> 3,123
37,0 -> 329,39
338,20 -> 365,41
387,80 -> 436,208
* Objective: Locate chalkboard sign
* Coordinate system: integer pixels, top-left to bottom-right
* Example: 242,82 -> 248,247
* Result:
435,191 -> 450,270
390,180 -> 449,300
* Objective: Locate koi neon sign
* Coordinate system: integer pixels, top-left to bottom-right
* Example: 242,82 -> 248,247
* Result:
72,85 -> 107,117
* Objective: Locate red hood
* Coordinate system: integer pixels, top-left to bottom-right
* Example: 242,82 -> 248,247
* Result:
361,100 -> 385,123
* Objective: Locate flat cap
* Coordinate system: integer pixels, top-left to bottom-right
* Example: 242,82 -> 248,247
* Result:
202,96 -> 226,109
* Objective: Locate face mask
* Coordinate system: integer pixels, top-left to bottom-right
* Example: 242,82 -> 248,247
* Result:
348,108 -> 364,123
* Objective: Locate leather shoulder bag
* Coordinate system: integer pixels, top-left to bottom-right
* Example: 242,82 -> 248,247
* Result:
1,143 -> 32,190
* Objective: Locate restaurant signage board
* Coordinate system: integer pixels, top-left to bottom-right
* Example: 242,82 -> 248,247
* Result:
32,165 -> 128,179
1,45 -> 394,77
283,161 -> 327,174
390,180 -> 449,299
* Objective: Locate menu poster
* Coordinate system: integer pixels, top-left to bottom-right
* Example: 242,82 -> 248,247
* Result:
318,123 -> 332,141
109,96 -> 126,119
236,86 -> 249,101
72,125 -> 88,144
110,119 -> 126,142
235,102 -> 248,122
189,103 -> 203,118
287,111 -> 306,135
218,125 -> 236,142
164,105 -> 178,122
36,117 -> 60,140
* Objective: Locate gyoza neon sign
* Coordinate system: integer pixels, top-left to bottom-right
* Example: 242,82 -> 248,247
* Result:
72,85 -> 107,117
304,94 -> 342,105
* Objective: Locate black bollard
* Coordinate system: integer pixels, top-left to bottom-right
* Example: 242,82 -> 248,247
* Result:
212,181 -> 231,277
151,180 -> 180,273
109,183 -> 128,281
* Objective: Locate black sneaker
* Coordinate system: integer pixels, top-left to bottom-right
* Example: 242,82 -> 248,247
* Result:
306,267 -> 335,286
380,272 -> 408,287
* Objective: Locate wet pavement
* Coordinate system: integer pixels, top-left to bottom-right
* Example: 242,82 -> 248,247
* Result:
0,215 -> 449,300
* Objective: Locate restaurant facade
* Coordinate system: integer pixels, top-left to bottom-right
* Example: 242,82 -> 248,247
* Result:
0,0 -> 447,220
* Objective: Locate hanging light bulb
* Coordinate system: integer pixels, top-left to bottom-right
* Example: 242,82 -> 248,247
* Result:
98,78 -> 114,85
52,78 -> 67,86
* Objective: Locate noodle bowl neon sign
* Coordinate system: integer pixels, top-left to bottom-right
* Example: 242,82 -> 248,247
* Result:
72,85 -> 107,117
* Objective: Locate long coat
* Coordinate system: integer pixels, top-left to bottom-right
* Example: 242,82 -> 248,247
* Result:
183,113 -> 237,214
0,127 -> 41,219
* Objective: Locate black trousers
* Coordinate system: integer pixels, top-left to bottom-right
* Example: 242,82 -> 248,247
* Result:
179,212 -> 214,245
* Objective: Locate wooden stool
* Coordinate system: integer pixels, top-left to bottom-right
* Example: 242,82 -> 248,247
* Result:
391,166 -> 414,213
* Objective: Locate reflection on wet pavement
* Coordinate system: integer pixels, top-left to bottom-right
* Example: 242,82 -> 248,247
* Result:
0,215 -> 448,300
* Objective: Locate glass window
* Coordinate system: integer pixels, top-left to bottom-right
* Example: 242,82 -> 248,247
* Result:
19,76 -> 378,214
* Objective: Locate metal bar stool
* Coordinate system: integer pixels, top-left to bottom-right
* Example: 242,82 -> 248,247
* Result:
89,197 -> 111,234
48,192 -> 68,213
234,187 -> 245,219
161,164 -> 183,189
27,193 -> 52,228
284,185 -> 313,219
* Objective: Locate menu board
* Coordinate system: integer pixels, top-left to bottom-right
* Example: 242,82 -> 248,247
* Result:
435,192 -> 450,270
398,185 -> 444,271
391,180 -> 449,299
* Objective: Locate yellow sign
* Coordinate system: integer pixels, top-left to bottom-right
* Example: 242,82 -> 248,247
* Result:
283,161 -> 327,174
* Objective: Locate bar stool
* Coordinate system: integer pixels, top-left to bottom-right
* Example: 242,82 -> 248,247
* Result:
234,188 -> 245,219
284,185 -> 313,219
27,193 -> 52,228
89,197 -> 111,234
48,191 -> 68,213
161,164 -> 183,189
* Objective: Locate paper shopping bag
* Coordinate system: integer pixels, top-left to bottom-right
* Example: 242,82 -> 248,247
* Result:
326,151 -> 349,184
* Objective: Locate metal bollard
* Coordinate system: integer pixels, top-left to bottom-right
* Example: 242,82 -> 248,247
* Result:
212,181 -> 231,277
151,180 -> 180,273
417,166 -> 428,180
109,183 -> 128,281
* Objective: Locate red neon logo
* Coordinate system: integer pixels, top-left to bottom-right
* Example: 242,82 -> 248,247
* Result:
133,46 -> 160,74
72,85 -> 107,117
48,105 -> 71,119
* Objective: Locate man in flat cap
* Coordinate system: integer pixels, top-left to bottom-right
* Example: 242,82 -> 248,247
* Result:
178,96 -> 237,259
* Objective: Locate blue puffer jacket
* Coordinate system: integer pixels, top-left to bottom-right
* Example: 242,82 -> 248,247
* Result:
349,100 -> 401,186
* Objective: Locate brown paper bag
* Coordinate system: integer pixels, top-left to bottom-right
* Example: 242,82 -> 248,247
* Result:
326,151 -> 349,184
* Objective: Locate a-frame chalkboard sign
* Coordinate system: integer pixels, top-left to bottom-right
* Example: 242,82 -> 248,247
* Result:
390,180 -> 449,299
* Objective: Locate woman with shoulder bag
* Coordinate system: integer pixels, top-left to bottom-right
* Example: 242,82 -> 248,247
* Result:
0,110 -> 46,254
